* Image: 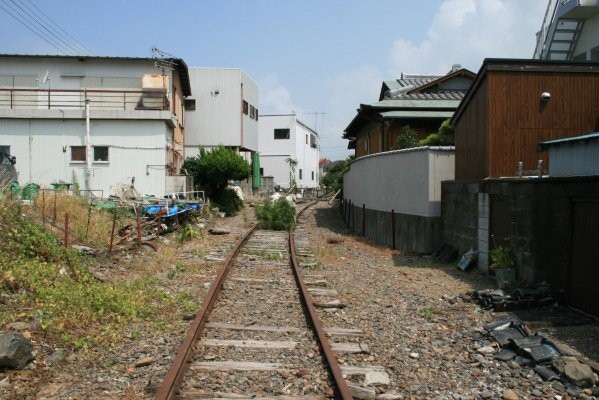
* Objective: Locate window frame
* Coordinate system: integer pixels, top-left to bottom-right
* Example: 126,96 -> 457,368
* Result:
242,100 -> 249,115
71,146 -> 86,163
274,128 -> 290,140
93,146 -> 109,163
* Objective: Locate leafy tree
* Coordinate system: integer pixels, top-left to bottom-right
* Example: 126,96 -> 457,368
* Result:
321,155 -> 354,195
418,119 -> 455,146
394,125 -> 419,149
182,146 -> 250,214
285,157 -> 297,192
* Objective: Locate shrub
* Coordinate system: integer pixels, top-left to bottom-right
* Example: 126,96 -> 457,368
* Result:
213,187 -> 243,216
394,125 -> 419,149
182,146 -> 250,208
255,199 -> 296,230
418,119 -> 455,146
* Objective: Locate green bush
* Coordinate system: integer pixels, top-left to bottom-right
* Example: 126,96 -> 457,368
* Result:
213,187 -> 244,216
182,146 -> 250,207
394,125 -> 419,149
418,119 -> 455,146
255,199 -> 296,230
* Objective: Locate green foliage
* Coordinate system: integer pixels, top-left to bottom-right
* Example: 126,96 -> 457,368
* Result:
213,187 -> 244,216
285,157 -> 298,192
0,198 -> 155,347
71,170 -> 80,196
418,119 -> 455,146
255,198 -> 296,230
321,155 -> 354,195
419,306 -> 436,320
178,224 -> 198,243
394,125 -> 419,149
490,245 -> 515,269
182,146 -> 250,202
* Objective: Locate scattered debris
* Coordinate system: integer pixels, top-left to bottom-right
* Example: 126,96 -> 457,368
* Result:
209,228 -> 231,235
457,248 -> 477,271
471,285 -> 561,312
482,316 -> 599,393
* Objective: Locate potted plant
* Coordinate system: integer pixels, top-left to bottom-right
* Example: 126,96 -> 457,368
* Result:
490,242 -> 516,288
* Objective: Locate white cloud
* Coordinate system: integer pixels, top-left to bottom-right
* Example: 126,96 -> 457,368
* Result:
258,74 -> 302,115
389,0 -> 548,74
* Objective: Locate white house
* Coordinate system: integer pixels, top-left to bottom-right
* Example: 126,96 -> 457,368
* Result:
258,114 -> 320,191
184,68 -> 258,156
0,54 -> 191,198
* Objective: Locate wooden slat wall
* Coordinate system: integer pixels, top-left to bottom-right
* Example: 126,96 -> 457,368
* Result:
455,77 -> 489,180
488,71 -> 599,178
456,70 -> 599,180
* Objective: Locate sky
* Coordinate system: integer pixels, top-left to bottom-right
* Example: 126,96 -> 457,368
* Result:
0,0 -> 549,160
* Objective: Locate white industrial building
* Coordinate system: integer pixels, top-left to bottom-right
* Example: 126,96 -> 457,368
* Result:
184,68 -> 258,156
258,114 -> 320,191
0,54 -> 191,198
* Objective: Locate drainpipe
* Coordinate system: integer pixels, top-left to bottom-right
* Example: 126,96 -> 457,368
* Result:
85,94 -> 92,191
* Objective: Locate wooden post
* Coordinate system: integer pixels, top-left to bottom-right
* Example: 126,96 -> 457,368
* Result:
85,198 -> 93,240
42,189 -> 45,225
350,200 -> 354,232
362,203 -> 365,236
64,213 -> 69,249
53,190 -> 57,222
391,209 -> 396,249
108,212 -> 117,257
136,206 -> 142,249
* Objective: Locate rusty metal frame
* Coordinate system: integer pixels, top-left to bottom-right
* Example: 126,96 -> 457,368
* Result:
290,202 -> 353,399
156,224 -> 258,400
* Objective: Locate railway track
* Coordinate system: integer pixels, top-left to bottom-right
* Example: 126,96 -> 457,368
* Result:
156,201 -> 356,399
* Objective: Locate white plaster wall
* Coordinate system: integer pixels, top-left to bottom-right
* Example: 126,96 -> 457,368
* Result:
343,147 -> 455,217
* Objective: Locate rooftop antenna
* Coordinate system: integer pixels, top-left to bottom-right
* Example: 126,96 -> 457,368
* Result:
151,46 -> 176,71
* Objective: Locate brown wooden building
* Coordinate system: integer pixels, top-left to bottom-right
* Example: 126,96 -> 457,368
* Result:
452,58 -> 599,180
343,67 -> 475,158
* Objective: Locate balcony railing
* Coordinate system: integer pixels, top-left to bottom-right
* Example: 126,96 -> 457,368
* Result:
0,88 -> 170,111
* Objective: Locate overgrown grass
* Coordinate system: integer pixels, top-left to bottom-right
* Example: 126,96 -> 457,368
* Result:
255,198 -> 296,230
0,198 -> 162,349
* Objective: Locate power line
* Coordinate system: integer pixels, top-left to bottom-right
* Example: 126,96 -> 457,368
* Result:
0,0 -> 72,54
0,0 -> 94,56
21,0 -> 94,56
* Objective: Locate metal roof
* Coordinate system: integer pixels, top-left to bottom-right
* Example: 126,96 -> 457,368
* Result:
379,110 -> 455,119
365,99 -> 462,109
537,132 -> 599,151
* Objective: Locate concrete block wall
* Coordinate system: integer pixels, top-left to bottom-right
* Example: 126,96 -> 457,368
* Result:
441,181 -> 480,256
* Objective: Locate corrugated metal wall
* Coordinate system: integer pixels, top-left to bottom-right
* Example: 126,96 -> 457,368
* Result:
548,140 -> 599,176
0,118 -> 168,197
185,68 -> 259,154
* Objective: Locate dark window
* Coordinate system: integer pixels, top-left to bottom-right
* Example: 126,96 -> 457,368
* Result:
184,98 -> 196,111
71,146 -> 86,162
299,169 -> 303,180
305,134 -> 308,144
250,105 -> 255,118
274,128 -> 290,139
310,134 -> 317,148
311,171 -> 314,180
243,100 -> 248,115
259,167 -> 263,176
94,146 -> 109,162
255,109 -> 259,121
0,145 -> 9,155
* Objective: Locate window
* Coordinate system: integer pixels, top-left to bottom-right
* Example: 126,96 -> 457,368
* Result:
250,105 -> 255,119
299,169 -> 303,180
94,146 -> 109,162
310,134 -> 317,148
311,171 -> 314,180
274,128 -> 290,139
255,109 -> 259,121
0,145 -> 9,155
184,98 -> 196,111
305,134 -> 308,144
259,167 -> 264,176
243,100 -> 248,115
71,146 -> 86,162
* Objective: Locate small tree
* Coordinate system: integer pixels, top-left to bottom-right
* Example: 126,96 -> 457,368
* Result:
182,146 -> 250,215
394,126 -> 419,149
320,155 -> 353,197
418,119 -> 455,146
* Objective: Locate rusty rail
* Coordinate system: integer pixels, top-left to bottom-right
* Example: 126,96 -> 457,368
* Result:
290,202 -> 353,399
155,224 -> 258,400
